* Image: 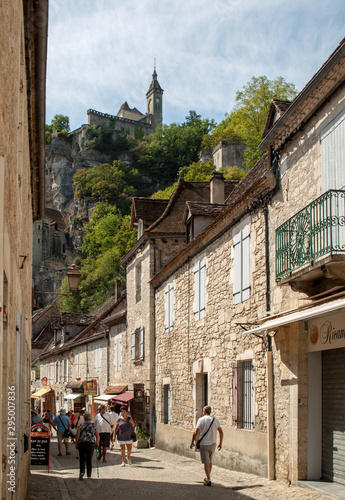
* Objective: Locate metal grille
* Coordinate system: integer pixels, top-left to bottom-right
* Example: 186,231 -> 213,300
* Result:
233,361 -> 253,430
276,190 -> 345,279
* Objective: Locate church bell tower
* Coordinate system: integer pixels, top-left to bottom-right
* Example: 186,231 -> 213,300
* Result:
146,67 -> 163,131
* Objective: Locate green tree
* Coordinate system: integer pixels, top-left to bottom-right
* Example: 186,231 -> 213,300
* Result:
73,161 -> 136,214
51,114 -> 70,133
206,76 -> 298,168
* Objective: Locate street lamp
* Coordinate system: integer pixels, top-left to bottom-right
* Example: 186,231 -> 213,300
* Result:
66,264 -> 81,292
33,264 -> 81,297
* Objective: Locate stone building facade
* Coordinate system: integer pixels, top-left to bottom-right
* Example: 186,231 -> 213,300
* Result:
151,155 -> 275,476
243,38 -> 345,485
0,1 -> 47,498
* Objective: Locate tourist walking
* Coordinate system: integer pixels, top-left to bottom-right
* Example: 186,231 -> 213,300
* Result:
190,405 -> 223,487
75,409 -> 85,459
114,406 -> 135,466
93,404 -> 115,463
75,411 -> 99,480
108,405 -> 119,450
52,408 -> 71,456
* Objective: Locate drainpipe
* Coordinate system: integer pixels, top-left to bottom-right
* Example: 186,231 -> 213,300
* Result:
267,333 -> 275,480
101,324 -> 110,386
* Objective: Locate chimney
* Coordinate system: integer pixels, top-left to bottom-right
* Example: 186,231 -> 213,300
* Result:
115,279 -> 122,300
210,172 -> 225,204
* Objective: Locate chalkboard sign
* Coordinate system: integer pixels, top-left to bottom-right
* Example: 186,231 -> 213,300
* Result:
31,424 -> 50,470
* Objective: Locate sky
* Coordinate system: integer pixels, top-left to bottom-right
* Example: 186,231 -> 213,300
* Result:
46,0 -> 345,132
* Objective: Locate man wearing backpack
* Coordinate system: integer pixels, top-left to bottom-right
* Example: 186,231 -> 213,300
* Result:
52,408 -> 72,456
190,405 -> 223,486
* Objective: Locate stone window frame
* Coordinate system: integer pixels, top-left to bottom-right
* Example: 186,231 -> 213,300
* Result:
232,351 -> 254,430
131,326 -> 144,364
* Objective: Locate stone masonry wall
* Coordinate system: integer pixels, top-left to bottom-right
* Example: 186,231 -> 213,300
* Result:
155,207 -> 269,475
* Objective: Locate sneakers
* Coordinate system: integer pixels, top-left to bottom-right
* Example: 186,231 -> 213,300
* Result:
79,473 -> 84,481
120,462 -> 126,467
127,458 -> 131,465
203,478 -> 211,486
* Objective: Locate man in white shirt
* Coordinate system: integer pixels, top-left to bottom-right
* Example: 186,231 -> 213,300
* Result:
93,404 -> 115,463
190,405 -> 223,486
108,404 -> 119,450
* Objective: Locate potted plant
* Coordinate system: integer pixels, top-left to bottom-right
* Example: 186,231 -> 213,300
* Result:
134,427 -> 150,449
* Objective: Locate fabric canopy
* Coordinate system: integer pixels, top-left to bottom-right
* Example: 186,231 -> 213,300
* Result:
31,388 -> 51,398
64,393 -> 82,400
111,391 -> 134,404
93,394 -> 114,402
244,297 -> 345,335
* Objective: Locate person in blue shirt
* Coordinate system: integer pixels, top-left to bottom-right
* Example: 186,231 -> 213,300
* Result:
52,408 -> 71,456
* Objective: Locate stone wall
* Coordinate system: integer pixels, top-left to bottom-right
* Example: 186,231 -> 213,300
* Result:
212,140 -> 246,170
154,207 -> 269,475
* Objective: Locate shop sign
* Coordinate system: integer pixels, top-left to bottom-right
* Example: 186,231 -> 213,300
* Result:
84,379 -> 97,395
308,309 -> 345,352
41,377 -> 47,387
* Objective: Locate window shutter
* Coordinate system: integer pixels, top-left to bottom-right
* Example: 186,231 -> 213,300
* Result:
117,336 -> 122,370
139,326 -> 144,360
199,259 -> 205,319
194,263 -> 200,320
165,285 -> 170,331
321,108 -> 345,192
232,362 -> 237,424
233,232 -> 242,304
131,330 -> 136,361
242,225 -> 250,301
66,358 -> 69,382
169,284 -> 174,330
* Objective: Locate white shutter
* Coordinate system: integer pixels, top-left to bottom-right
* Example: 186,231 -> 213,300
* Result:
321,108 -> 345,192
58,361 -> 61,382
194,263 -> 200,320
61,360 -> 65,383
66,358 -> 69,382
165,285 -> 170,331
233,231 -> 242,304
199,259 -> 205,319
115,335 -> 121,371
242,225 -> 250,301
169,284 -> 174,328
139,326 -> 144,360
50,363 -> 54,382
131,331 -> 136,361
77,353 -> 81,377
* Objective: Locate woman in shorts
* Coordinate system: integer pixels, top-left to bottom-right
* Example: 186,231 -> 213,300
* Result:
114,406 -> 135,466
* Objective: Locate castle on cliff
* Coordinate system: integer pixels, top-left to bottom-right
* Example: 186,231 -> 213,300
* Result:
87,68 -> 163,136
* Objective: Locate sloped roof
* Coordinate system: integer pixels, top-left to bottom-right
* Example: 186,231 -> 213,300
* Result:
130,198 -> 169,228
44,207 -> 67,231
261,38 -> 345,149
184,202 -> 227,221
262,100 -> 292,138
224,153 -> 269,206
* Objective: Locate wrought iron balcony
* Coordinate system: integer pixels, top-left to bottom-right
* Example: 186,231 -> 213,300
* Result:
276,190 -> 345,280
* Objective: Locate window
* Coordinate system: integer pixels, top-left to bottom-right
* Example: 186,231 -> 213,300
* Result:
114,334 -> 122,371
165,282 -> 174,332
61,360 -> 65,383
50,363 -> 54,383
194,258 -> 206,320
163,384 -> 171,424
321,108 -> 345,192
136,264 -> 142,302
95,346 -> 101,373
232,360 -> 253,430
131,327 -> 144,362
233,225 -> 250,304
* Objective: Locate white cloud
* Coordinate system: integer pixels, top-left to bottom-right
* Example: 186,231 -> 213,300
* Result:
46,0 -> 345,130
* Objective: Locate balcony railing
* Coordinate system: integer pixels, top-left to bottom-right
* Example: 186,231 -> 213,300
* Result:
276,190 -> 345,279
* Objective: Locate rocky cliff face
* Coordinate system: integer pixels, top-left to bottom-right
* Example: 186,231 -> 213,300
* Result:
45,132 -> 112,224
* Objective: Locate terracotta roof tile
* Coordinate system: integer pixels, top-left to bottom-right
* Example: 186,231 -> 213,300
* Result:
131,198 -> 169,228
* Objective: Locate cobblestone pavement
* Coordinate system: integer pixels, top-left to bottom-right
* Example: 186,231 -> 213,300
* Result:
27,438 -> 340,500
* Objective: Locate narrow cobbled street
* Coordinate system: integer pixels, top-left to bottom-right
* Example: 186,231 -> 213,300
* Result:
27,438 -> 340,500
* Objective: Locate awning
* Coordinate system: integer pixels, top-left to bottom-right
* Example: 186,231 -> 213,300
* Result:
245,297 -> 345,335
31,388 -> 52,399
111,391 -> 134,404
64,393 -> 82,400
93,394 -> 114,403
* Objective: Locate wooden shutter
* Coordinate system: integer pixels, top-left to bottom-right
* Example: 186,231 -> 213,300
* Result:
194,262 -> 200,320
139,326 -> 144,360
165,283 -> 173,332
199,259 -> 206,319
321,108 -> 345,192
131,330 -> 136,361
233,232 -> 242,304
